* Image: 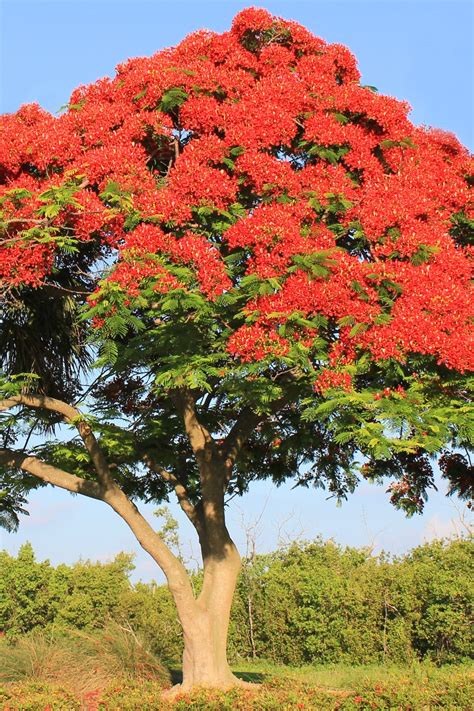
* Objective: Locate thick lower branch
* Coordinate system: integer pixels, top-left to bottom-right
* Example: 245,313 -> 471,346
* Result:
0,394 -> 80,422
0,446 -> 196,608
0,393 -> 119,492
101,486 -> 196,607
0,448 -> 103,500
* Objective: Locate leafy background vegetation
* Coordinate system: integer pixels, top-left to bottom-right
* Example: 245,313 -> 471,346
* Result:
1,535 -> 472,707
1,536 -> 472,666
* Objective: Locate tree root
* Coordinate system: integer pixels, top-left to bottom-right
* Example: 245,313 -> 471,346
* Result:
162,676 -> 258,698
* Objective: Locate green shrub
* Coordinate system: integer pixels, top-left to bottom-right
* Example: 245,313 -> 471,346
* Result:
118,580 -> 183,664
229,537 -> 473,666
1,537 -> 472,667
0,544 -> 134,637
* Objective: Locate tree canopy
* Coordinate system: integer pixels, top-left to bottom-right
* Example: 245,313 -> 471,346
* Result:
1,8 -> 472,523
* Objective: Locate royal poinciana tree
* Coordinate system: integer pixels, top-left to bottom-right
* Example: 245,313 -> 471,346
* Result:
0,7 -> 473,690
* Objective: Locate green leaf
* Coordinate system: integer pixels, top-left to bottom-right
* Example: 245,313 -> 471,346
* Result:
159,87 -> 189,113
133,87 -> 148,102
349,322 -> 369,338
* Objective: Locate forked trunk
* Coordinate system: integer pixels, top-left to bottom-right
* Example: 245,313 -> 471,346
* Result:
154,399 -> 247,692
173,538 -> 243,690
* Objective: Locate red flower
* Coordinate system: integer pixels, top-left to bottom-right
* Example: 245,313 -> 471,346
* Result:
314,370 -> 353,394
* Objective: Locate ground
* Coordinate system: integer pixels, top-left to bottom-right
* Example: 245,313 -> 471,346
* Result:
0,661 -> 472,709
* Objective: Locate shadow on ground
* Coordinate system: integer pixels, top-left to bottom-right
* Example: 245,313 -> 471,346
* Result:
170,669 -> 182,685
169,669 -> 267,685
234,671 -> 267,683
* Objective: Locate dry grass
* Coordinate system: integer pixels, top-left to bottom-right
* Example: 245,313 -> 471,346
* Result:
0,622 -> 170,697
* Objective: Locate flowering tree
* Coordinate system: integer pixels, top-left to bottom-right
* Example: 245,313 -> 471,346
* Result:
0,7 -> 473,690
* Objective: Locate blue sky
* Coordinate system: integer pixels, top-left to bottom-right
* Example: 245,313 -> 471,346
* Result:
1,0 -> 472,581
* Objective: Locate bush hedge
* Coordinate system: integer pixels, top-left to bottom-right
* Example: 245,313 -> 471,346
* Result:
1,537 -> 472,666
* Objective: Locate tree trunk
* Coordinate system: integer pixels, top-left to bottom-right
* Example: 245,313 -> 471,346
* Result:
180,608 -> 237,689
157,392 -> 248,690
174,538 -> 242,690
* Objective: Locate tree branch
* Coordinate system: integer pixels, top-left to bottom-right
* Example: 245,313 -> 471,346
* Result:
221,407 -> 264,471
0,400 -> 197,609
0,394 -> 78,421
171,389 -> 231,538
0,449 -> 196,608
0,394 -> 115,491
221,395 -> 290,477
0,448 -> 103,500
142,453 -> 203,533
172,389 -> 214,458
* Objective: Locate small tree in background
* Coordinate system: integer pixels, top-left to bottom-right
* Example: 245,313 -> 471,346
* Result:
0,7 -> 472,691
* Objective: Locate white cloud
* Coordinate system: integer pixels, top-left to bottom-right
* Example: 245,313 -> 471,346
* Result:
422,513 -> 472,543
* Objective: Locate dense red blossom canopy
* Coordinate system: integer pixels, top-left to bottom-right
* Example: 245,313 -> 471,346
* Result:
1,7 -> 473,379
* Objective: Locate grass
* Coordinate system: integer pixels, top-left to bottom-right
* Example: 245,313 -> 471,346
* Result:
233,658 -> 464,688
0,637 -> 472,709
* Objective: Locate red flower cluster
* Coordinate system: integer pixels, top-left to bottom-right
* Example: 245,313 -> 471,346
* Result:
0,240 -> 54,287
1,8 -> 472,378
314,369 -> 353,394
110,224 -> 231,299
227,323 -> 290,362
